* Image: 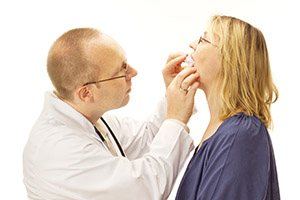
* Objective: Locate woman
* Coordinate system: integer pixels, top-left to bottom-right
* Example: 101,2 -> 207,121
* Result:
176,15 -> 280,200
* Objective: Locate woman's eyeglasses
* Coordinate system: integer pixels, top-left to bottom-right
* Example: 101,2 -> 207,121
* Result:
198,36 -> 217,47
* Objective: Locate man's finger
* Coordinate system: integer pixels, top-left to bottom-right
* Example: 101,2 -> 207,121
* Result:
181,73 -> 200,90
174,67 -> 197,88
187,81 -> 200,97
166,55 -> 187,69
166,52 -> 185,63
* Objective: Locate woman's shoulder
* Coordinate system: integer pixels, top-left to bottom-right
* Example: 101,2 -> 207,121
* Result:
217,112 -> 269,144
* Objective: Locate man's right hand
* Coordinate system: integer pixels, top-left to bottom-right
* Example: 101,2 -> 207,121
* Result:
166,67 -> 200,125
162,53 -> 187,89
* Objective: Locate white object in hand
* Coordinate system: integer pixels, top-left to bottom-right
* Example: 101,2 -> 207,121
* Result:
181,55 -> 194,69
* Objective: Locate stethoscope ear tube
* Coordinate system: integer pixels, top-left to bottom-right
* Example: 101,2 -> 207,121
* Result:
100,117 -> 126,157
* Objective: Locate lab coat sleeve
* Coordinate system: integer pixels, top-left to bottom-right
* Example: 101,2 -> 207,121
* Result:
35,120 -> 194,200
103,98 -> 196,159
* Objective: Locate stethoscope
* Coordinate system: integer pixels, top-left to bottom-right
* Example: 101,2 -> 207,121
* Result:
94,117 -> 126,157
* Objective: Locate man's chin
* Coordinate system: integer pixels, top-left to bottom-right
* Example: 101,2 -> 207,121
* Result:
120,95 -> 130,107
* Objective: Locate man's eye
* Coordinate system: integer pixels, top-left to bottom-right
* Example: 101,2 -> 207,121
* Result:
123,63 -> 128,71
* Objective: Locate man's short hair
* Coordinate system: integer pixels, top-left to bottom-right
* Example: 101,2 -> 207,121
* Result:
47,28 -> 100,100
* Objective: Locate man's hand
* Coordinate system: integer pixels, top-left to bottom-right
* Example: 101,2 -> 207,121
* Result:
166,67 -> 200,125
162,53 -> 187,89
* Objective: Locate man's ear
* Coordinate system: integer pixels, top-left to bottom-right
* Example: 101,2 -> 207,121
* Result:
76,86 -> 94,103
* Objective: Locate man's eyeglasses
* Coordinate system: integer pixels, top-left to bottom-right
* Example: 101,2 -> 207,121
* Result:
82,63 -> 129,86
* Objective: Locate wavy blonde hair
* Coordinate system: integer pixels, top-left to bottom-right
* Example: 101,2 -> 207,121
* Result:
207,15 -> 278,128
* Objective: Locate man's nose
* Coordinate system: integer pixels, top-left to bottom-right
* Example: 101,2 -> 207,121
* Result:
127,65 -> 138,79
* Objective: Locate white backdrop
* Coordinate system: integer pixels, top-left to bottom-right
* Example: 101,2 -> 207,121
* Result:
0,0 -> 299,199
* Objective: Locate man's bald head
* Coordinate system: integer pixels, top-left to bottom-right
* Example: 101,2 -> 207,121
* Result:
47,28 -> 103,100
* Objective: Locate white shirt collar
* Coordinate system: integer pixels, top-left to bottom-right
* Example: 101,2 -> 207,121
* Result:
44,91 -> 96,136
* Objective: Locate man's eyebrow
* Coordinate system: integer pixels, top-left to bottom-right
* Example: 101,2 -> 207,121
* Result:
121,59 -> 127,69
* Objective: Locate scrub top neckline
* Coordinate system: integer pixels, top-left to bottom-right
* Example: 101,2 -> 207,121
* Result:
194,112 -> 244,155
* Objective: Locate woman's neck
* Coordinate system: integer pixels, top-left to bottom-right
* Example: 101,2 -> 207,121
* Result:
205,87 -> 222,123
200,87 -> 223,145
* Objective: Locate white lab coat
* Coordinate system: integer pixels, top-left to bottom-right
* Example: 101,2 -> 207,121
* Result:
23,92 -> 194,200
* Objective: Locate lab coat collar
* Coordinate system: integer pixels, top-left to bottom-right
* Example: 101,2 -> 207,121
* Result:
44,91 -> 97,137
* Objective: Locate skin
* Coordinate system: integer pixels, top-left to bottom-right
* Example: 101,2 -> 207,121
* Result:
62,32 -> 200,128
189,31 -> 223,145
65,34 -> 137,124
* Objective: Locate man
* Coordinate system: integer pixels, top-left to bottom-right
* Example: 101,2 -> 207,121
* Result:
23,28 -> 200,200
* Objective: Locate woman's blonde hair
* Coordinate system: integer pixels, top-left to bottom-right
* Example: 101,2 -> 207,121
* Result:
208,15 -> 278,128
